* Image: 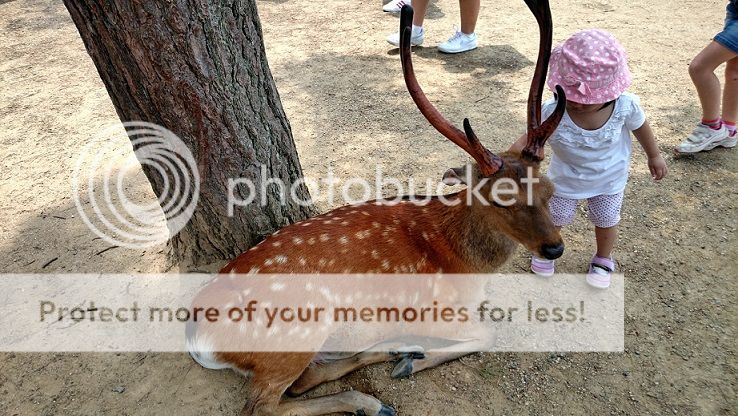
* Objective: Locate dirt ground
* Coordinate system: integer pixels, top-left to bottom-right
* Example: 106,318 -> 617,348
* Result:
1,0 -> 736,414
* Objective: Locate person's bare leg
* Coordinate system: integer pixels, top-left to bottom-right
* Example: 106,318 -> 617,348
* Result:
594,226 -> 617,259
722,57 -> 738,128
412,0 -> 429,27
459,0 -> 481,34
689,41 -> 737,121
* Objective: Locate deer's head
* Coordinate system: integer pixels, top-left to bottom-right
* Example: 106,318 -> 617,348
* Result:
400,0 -> 565,260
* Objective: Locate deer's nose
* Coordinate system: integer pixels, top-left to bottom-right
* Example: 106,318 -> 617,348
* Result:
540,243 -> 564,260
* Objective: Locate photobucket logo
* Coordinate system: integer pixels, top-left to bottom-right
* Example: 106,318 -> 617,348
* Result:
72,122 -> 200,248
227,164 -> 539,215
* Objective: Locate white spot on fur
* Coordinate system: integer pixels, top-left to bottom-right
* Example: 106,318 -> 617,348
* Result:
264,258 -> 274,266
272,241 -> 282,247
319,233 -> 330,242
355,230 -> 371,239
247,267 -> 260,275
292,237 -> 303,245
308,237 -> 316,245
299,257 -> 307,266
319,287 -> 333,301
339,236 -> 349,245
381,259 -> 391,270
371,250 -> 380,259
274,255 -> 288,264
301,222 -> 312,227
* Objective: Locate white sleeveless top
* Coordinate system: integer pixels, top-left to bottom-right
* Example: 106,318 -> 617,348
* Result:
541,92 -> 646,199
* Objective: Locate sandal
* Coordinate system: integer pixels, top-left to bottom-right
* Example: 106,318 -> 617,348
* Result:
586,255 -> 614,288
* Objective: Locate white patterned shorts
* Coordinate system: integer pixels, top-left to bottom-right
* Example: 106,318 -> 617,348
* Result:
548,192 -> 624,228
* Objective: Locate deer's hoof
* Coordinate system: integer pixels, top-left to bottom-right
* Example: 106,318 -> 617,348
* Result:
389,345 -> 425,360
377,404 -> 397,416
356,405 -> 396,416
391,357 -> 414,379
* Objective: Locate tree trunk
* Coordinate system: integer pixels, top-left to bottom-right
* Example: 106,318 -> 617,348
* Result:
63,0 -> 314,267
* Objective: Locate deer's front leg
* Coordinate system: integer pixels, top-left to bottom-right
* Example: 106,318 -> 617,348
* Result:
287,343 -> 424,396
391,339 -> 487,378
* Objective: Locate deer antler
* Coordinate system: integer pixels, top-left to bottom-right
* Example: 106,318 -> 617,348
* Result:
399,6 -> 503,177
521,0 -> 566,162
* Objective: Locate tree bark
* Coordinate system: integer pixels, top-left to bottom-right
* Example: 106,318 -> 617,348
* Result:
63,0 -> 314,267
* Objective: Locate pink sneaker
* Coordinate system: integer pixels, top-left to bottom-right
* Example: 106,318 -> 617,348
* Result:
586,255 -> 615,288
531,256 -> 555,277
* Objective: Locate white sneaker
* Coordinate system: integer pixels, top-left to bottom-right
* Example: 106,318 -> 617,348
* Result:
438,30 -> 477,54
383,0 -> 411,13
387,26 -> 424,47
717,132 -> 737,148
676,123 -> 729,153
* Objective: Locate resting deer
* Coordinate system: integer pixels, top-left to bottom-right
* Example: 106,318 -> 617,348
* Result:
187,1 -> 566,415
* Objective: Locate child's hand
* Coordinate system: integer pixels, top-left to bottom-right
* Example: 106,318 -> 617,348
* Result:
648,155 -> 667,180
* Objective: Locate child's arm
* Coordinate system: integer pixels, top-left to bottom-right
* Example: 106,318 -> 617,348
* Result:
633,120 -> 667,180
508,133 -> 528,154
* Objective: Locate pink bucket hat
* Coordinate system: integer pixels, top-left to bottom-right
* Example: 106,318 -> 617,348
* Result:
547,29 -> 632,105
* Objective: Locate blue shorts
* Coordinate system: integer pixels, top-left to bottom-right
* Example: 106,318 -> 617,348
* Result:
715,1 -> 738,53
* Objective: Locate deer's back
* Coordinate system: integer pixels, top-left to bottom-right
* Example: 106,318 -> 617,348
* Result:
222,200 -> 470,274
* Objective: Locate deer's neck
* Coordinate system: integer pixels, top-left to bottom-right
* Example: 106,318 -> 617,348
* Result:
436,190 -> 517,272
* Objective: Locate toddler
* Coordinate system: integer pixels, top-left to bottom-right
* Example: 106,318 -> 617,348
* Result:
511,29 -> 667,288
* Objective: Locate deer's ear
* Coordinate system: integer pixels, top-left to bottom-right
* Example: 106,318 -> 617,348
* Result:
442,166 -> 467,185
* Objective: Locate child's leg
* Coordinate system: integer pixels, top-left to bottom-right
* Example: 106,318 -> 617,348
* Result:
586,192 -> 624,259
722,57 -> 738,136
594,226 -> 618,258
531,196 -> 574,276
549,196 -> 577,228
585,193 -> 622,288
689,41 -> 737,124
